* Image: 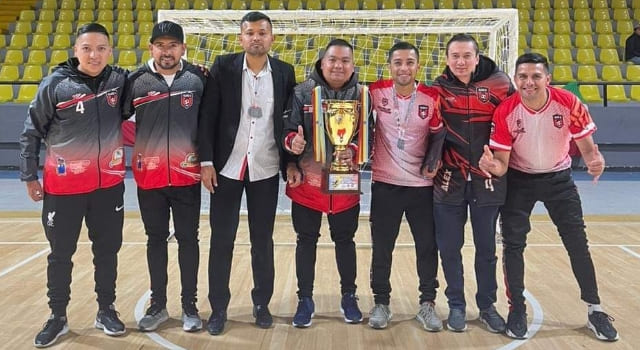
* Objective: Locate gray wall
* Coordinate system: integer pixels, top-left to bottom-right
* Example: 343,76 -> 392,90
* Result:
1,102 -> 639,169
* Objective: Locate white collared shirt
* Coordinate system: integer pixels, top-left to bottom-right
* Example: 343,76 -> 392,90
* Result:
219,55 -> 278,181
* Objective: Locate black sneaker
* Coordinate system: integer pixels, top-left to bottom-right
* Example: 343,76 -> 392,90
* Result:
505,310 -> 529,339
95,304 -> 126,336
253,304 -> 273,329
587,311 -> 620,342
207,310 -> 227,336
34,314 -> 69,348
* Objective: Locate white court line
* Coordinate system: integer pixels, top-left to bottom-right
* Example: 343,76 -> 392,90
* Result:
134,290 -> 186,350
620,245 -> 640,259
0,247 -> 49,278
496,290 -> 544,350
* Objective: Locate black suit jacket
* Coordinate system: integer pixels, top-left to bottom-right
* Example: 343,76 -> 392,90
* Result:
198,53 -> 296,178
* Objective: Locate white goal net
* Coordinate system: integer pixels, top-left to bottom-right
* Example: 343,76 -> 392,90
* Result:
158,9 -> 518,84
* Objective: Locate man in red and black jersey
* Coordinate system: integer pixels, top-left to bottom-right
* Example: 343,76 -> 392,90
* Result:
20,23 -> 127,348
122,21 -> 207,333
480,53 -> 619,342
432,34 -> 514,333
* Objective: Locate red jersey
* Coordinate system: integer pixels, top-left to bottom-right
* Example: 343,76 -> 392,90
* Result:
490,87 -> 596,174
369,80 -> 443,187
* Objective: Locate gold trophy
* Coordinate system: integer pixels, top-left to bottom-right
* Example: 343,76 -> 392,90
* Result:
321,99 -> 360,193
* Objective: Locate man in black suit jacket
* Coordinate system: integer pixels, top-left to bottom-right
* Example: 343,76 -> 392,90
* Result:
197,11 -> 296,335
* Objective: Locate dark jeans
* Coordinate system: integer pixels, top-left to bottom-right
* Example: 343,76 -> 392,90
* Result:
370,182 -> 439,305
42,183 -> 124,316
501,168 -> 600,312
138,183 -> 201,306
208,174 -> 279,311
292,202 -> 359,298
434,181 -> 500,311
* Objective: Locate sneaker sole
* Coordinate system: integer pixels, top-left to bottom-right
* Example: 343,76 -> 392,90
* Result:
416,317 -> 443,332
505,328 -> 529,339
183,321 -> 203,332
138,314 -> 170,332
587,320 -> 620,342
446,323 -> 467,332
34,323 -> 69,348
340,307 -> 363,324
94,320 -> 126,336
292,312 -> 315,328
368,312 -> 392,329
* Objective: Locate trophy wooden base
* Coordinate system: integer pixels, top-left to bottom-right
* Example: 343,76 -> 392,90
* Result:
322,169 -> 360,194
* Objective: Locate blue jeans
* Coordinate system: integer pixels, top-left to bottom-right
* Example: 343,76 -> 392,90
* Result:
434,182 -> 499,311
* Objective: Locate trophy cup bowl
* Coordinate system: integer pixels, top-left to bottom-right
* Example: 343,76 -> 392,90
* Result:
322,100 -> 360,193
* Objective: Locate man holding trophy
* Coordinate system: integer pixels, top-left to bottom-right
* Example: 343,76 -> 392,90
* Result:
283,39 -> 369,328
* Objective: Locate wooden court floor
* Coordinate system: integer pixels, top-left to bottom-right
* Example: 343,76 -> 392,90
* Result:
0,212 -> 638,350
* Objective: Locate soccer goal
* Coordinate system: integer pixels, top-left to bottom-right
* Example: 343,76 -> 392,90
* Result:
158,9 -> 518,84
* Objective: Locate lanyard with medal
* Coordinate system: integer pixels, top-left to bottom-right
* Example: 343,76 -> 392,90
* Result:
393,83 -> 417,150
248,73 -> 263,118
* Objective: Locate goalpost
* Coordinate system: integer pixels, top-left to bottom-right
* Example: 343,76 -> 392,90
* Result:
158,9 -> 518,84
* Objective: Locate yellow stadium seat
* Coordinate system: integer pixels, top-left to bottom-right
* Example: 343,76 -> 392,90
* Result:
533,9 -> 550,21
532,22 -> 550,35
518,35 -> 526,51
299,50 -> 318,65
117,22 -> 135,35
362,0 -> 378,9
437,0 -> 453,8
626,65 -> 640,81
14,21 -> 32,34
267,0 -> 283,8
98,10 -> 114,22
59,0 -> 77,10
595,21 -> 613,34
591,0 -> 608,9
579,86 -> 602,102
98,21 -> 114,34
138,22 -> 154,35
305,0 -> 321,9
193,0 -> 210,9
574,34 -> 594,49
118,10 -> 134,22
518,9 -> 529,21
592,9 -> 610,21
613,9 -> 630,21
573,9 -> 590,22
599,49 -> 620,65
0,66 -> 19,81
28,50 -> 47,65
343,0 -> 358,9
606,86 -> 629,102
530,35 -> 549,49
634,9 -> 640,21
529,48 -> 548,58
596,35 -> 617,49
35,22 -> 53,34
248,0 -> 264,8
553,0 -> 568,8
117,50 -> 138,66
294,65 -> 307,82
19,10 -> 36,21
576,49 -> 596,65
0,36 -> 5,48
287,0 -> 303,8
15,85 -> 39,103
50,50 -> 70,65
140,50 -> 151,63
418,0 -> 434,8
401,0 -> 416,8
137,10 -> 153,22
602,65 -> 624,82
155,0 -> 172,9
78,9 -> 95,21
0,86 -> 14,103
574,22 -> 593,35
551,65 -> 574,82
79,0 -> 96,8
369,50 -> 387,65
59,10 -> 76,22
230,0 -> 247,9
630,86 -> 640,102
377,37 -> 394,50
457,0 -> 472,9
21,65 -> 43,82
117,34 -> 136,49
515,0 -> 530,9
39,9 -> 56,22
359,66 -> 379,83
572,0 -> 588,8
55,21 -> 74,34
353,51 -> 366,67
553,21 -> 571,35
553,9 -> 570,21
518,22 -> 529,35
577,65 -> 598,81
476,0 -> 492,8
117,0 -> 134,10
52,35 -> 72,50
612,0 -> 627,8
552,35 -> 571,49
495,0 -> 511,8
137,0 -> 152,9
357,36 -> 374,49
8,34 -> 28,49
381,0 -> 397,9
534,0 -> 548,8
278,51 -> 295,65
325,0 -> 341,9
174,0 -> 190,8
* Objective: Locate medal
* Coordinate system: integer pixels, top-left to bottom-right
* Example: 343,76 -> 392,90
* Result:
393,83 -> 416,152
397,138 -> 405,150
248,106 -> 262,118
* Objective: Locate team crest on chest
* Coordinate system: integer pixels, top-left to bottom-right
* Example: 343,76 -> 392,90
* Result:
106,91 -> 118,107
476,87 -> 490,103
381,97 -> 388,106
552,114 -> 564,129
418,105 -> 429,119
181,92 -> 193,109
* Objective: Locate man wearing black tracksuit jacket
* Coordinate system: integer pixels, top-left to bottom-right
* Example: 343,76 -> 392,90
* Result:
19,23 -> 127,348
122,21 -> 207,333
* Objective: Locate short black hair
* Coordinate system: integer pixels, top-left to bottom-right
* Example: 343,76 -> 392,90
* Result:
445,33 -> 478,55
76,22 -> 110,39
324,38 -> 354,54
515,52 -> 550,73
240,11 -> 272,30
388,41 -> 419,62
